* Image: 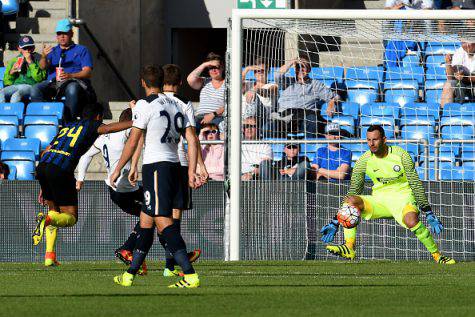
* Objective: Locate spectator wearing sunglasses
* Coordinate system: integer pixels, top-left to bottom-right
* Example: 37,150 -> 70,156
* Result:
269,142 -> 310,180
187,52 -> 226,132
31,19 -> 95,122
311,123 -> 352,181
0,36 -> 46,103
241,117 -> 273,181
274,57 -> 340,138
241,58 -> 278,133
200,123 -> 224,181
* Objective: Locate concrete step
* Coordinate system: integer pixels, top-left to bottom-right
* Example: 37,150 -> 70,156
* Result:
364,0 -> 385,9
29,1 -> 68,18
5,32 -> 57,45
14,17 -> 59,34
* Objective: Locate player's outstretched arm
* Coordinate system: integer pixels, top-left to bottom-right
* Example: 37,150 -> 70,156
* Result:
76,144 -> 101,191
110,127 -> 143,188
97,120 -> 132,135
401,151 -> 444,234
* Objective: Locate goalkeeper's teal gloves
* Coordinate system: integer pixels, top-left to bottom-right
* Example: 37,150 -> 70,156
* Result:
425,210 -> 443,235
320,219 -> 339,243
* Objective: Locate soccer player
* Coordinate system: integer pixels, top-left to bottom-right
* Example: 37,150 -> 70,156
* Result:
32,102 -> 132,266
151,63 -> 208,277
111,65 -> 201,288
76,107 -> 147,273
320,125 -> 456,264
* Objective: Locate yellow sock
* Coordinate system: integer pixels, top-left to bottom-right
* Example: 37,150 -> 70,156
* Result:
343,228 -> 357,249
47,212 -> 77,227
345,237 -> 356,249
45,225 -> 58,253
432,252 -> 441,261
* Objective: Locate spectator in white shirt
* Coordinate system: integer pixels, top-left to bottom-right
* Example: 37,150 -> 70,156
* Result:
385,0 -> 434,10
241,117 -> 273,180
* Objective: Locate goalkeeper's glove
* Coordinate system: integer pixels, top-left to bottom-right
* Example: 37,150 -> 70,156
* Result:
425,210 -> 443,235
320,219 -> 339,243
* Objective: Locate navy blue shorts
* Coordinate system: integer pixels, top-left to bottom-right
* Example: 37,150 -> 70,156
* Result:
142,162 -> 185,217
108,186 -> 143,217
36,162 -> 77,206
180,166 -> 193,210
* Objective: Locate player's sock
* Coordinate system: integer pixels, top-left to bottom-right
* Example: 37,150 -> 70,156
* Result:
162,222 -> 195,275
46,212 -> 77,228
45,225 -> 58,253
343,227 -> 357,249
120,221 -> 140,252
410,221 -> 438,254
158,233 -> 175,270
127,227 -> 154,275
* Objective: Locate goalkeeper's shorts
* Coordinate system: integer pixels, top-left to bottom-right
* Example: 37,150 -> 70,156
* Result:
358,193 -> 418,228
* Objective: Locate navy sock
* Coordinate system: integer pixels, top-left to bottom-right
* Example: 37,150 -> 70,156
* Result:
120,221 -> 140,252
127,227 -> 154,275
162,223 -> 194,274
158,233 -> 175,270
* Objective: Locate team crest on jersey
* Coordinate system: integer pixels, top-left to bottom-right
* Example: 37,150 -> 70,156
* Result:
393,165 -> 401,172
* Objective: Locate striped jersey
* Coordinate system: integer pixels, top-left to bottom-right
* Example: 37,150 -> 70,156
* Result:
348,145 -> 431,212
196,77 -> 225,116
40,119 -> 102,172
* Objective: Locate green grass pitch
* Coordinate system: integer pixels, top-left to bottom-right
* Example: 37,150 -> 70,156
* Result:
1,261 -> 474,317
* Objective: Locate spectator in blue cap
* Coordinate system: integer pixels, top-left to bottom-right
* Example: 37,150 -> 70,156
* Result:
30,18 -> 96,122
0,35 -> 46,103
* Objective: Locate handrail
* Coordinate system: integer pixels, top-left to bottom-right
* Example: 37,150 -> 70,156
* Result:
434,139 -> 475,181
69,19 -> 137,101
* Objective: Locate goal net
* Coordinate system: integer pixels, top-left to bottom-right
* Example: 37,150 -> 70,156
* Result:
227,9 -> 475,261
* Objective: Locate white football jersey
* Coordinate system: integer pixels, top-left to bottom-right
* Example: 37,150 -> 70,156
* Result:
133,94 -> 189,164
163,92 -> 196,166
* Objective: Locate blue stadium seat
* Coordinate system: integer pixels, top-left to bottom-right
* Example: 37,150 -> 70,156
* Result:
343,142 -> 367,153
6,164 -> 16,180
385,68 -> 424,87
0,115 -> 19,126
310,67 -> 344,84
401,102 -> 440,120
425,55 -> 446,68
360,116 -> 395,138
24,125 -> 58,150
424,42 -> 460,56
385,89 -> 418,107
416,162 -> 436,181
1,160 -> 35,180
0,103 -> 25,122
330,115 -> 355,136
0,67 -> 5,89
461,150 -> 475,163
340,102 -> 360,119
402,55 -> 420,68
401,125 -> 435,142
2,138 -> 41,159
23,115 -> 59,127
424,80 -> 445,103
400,115 -> 436,129
345,81 -> 379,106
440,125 -> 474,140
425,67 -> 446,80
351,150 -> 365,164
361,102 -> 400,118
1,150 -> 35,162
443,103 -> 475,117
394,142 -> 420,159
346,66 -> 384,82
0,125 -> 18,143
26,102 -> 64,121
441,166 -> 474,180
440,115 -> 474,127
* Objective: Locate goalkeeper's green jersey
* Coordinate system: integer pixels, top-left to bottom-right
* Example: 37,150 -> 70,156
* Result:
348,145 -> 431,212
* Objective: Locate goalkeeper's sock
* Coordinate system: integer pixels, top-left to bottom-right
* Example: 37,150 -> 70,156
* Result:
343,228 -> 357,249
431,252 -> 442,262
410,221 -> 438,254
45,225 -> 58,253
46,212 -> 77,228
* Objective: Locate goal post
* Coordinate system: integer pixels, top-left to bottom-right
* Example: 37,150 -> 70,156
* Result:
228,9 -> 475,261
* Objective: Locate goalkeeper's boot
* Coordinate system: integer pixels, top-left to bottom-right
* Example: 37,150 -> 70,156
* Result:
44,252 -> 60,267
326,244 -> 356,260
32,212 -> 46,246
114,272 -> 134,287
163,268 -> 181,277
188,249 -> 202,263
114,249 -> 133,265
437,255 -> 456,265
137,261 -> 148,276
168,273 -> 200,288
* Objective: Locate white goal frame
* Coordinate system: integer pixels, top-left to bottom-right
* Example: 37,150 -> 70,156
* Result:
228,9 -> 475,261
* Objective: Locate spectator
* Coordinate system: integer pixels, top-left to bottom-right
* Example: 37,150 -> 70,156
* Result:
30,18 -> 95,122
200,123 -> 225,181
266,142 -> 310,180
385,0 -> 434,10
311,123 -> 352,181
0,161 -> 10,180
440,41 -> 475,107
451,0 -> 475,9
274,57 -> 339,138
241,117 -> 273,180
187,52 -> 225,132
241,58 -> 278,133
0,36 -> 46,103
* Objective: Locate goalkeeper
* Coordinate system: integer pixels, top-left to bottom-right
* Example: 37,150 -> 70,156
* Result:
320,125 -> 455,264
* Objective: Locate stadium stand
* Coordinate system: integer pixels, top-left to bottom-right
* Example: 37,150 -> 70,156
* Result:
0,150 -> 35,180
